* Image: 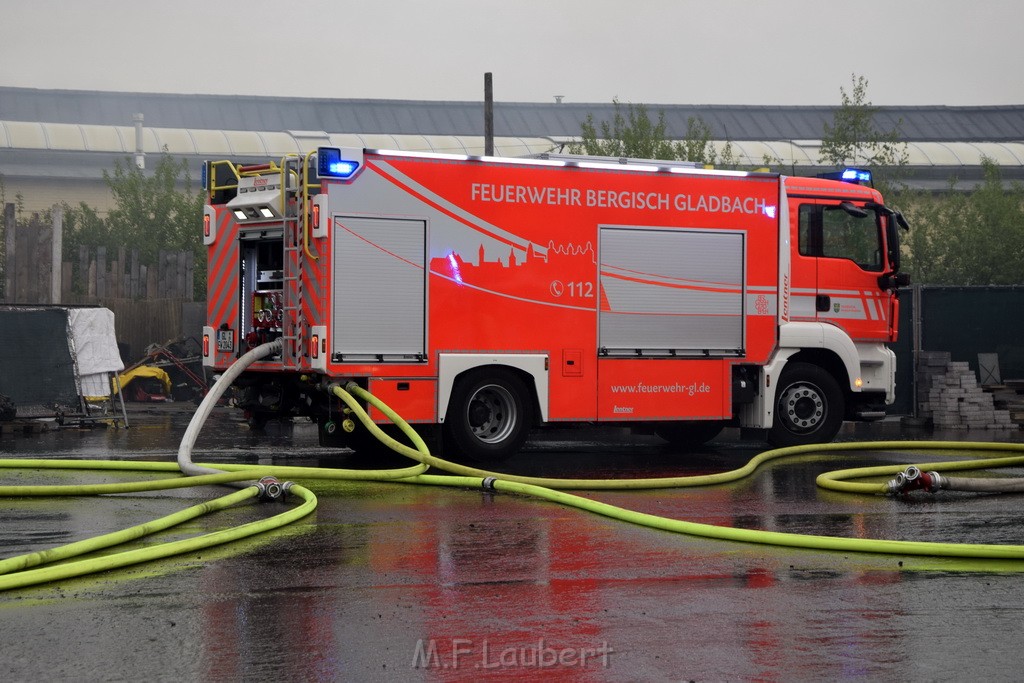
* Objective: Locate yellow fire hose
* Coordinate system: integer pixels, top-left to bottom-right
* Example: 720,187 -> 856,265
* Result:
2,354 -> 1024,592
333,382 -> 1024,560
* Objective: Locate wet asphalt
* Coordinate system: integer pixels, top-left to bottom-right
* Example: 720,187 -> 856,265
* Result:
1,404 -> 1023,682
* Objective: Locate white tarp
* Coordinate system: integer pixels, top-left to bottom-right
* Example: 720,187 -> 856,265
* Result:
68,308 -> 124,397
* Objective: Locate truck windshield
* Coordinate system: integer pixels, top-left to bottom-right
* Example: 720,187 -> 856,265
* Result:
798,203 -> 883,272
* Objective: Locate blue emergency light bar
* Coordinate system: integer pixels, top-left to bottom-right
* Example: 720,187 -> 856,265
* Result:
317,147 -> 361,179
817,167 -> 873,185
842,168 -> 872,183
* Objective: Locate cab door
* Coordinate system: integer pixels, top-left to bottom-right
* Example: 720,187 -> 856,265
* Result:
795,200 -> 890,342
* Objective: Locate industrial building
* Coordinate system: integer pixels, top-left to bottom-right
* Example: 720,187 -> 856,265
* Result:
2,86 -> 1023,215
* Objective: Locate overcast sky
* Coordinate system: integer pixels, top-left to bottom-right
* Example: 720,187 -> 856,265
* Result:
1,0 -> 1021,107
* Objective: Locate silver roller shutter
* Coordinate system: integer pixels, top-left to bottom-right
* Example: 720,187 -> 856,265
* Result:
332,216 -> 426,359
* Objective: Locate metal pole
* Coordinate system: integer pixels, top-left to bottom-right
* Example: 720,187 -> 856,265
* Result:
912,284 -> 922,418
134,113 -> 145,170
50,204 -> 63,304
3,203 -> 15,303
484,73 -> 494,157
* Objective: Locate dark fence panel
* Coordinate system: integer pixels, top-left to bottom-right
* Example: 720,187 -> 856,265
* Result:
920,286 -> 1024,382
0,308 -> 79,413
890,285 -> 1024,416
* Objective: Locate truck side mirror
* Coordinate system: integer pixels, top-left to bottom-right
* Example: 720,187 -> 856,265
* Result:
840,201 -> 868,218
878,272 -> 911,290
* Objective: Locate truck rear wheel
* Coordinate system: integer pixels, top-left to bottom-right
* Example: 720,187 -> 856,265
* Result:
443,369 -> 534,462
769,362 -> 844,447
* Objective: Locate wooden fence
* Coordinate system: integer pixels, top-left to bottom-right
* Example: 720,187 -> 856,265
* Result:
3,203 -> 196,303
65,245 -> 195,302
3,203 -> 201,362
3,205 -> 56,303
101,298 -> 186,362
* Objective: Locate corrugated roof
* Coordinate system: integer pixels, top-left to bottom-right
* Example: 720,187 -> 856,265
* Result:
0,121 -> 556,158
2,87 -> 1022,143
7,120 -> 1024,171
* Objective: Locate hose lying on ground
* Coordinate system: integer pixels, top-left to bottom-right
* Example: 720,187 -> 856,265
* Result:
816,453 -> 1024,495
0,483 -> 316,592
3,340 -> 1024,592
879,464 -> 1024,495
328,381 -> 1024,560
936,476 -> 1024,493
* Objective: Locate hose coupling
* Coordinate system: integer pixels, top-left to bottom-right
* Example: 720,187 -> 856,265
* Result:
886,466 -> 945,495
885,472 -> 907,495
481,477 -> 498,492
256,476 -> 286,501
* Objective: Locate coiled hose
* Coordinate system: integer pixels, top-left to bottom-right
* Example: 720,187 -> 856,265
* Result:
3,340 -> 1024,592
327,381 -> 1024,560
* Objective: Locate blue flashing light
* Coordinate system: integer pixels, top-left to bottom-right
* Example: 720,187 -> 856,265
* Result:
318,147 -> 361,179
841,168 -> 872,184
329,160 -> 359,176
817,167 -> 873,185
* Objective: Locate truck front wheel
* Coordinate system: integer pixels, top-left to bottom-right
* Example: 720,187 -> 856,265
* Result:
443,369 -> 534,462
769,362 -> 844,447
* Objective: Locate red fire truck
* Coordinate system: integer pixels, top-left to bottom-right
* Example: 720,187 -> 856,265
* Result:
201,148 -> 908,460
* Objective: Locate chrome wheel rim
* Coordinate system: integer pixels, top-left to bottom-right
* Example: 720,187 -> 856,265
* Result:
466,384 -> 518,444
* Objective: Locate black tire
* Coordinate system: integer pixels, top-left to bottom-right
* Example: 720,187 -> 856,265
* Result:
443,368 -> 534,462
768,362 -> 845,447
655,421 -> 725,449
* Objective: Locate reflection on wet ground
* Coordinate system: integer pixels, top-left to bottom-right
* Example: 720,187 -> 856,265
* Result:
1,404 -> 1023,681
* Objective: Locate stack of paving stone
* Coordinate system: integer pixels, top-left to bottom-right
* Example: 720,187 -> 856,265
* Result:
982,380 -> 1024,429
916,351 -> 1017,430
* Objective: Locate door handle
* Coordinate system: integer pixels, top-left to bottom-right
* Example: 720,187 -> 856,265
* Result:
816,294 -> 831,312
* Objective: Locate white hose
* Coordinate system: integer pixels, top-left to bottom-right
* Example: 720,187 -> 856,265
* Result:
177,339 -> 283,480
942,477 -> 1024,493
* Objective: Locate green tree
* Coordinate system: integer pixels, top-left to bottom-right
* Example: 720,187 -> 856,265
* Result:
677,115 -> 725,166
568,99 -> 734,165
61,201 -> 106,263
819,74 -> 909,187
63,153 -> 206,297
569,99 -> 676,159
903,159 -> 1024,284
103,154 -> 204,263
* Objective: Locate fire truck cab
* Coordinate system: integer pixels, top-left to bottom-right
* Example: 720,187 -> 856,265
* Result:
202,148 -> 908,460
